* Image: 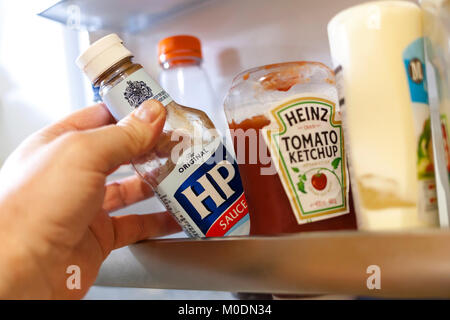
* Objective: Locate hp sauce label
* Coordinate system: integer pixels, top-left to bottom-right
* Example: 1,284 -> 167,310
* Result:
156,139 -> 250,237
174,142 -> 249,236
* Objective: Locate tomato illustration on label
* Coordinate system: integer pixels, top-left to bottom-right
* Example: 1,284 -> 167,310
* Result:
293,157 -> 342,194
311,173 -> 327,191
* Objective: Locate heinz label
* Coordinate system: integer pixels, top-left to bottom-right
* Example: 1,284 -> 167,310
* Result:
156,138 -> 250,237
262,95 -> 350,224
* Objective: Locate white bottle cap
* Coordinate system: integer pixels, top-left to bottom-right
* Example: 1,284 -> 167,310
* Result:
76,33 -> 133,83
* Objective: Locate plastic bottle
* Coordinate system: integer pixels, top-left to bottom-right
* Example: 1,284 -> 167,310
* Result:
224,62 -> 357,235
328,1 -> 440,230
158,35 -> 230,141
76,34 -> 250,237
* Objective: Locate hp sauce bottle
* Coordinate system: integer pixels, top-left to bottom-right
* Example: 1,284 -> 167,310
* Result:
76,34 -> 250,237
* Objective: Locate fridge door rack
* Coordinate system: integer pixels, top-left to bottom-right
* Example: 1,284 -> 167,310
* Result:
95,230 -> 450,298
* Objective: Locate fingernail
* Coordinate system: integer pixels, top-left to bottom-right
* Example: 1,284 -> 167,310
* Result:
133,100 -> 163,123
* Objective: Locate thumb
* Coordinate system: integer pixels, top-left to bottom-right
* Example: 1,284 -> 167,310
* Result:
78,99 -> 166,173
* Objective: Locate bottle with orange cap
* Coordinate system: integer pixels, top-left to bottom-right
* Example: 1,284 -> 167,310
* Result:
76,34 -> 250,238
158,35 -> 229,140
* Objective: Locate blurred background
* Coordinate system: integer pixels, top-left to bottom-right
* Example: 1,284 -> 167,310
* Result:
0,0 -> 387,165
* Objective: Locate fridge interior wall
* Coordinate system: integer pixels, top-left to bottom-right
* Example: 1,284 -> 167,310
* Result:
86,0 -> 375,107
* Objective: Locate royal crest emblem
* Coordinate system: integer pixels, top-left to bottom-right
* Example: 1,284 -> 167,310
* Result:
123,80 -> 153,108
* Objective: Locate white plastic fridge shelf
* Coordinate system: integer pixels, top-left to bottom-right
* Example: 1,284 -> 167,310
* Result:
95,229 -> 450,298
38,0 -> 213,33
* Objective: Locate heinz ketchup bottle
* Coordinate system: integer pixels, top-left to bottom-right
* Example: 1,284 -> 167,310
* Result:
224,62 -> 357,235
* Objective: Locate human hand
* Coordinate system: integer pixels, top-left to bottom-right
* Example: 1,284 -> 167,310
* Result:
0,99 -> 181,299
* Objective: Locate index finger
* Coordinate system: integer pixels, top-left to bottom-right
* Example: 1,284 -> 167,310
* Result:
40,103 -> 115,142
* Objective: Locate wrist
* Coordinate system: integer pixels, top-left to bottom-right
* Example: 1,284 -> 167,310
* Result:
0,216 -> 52,299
